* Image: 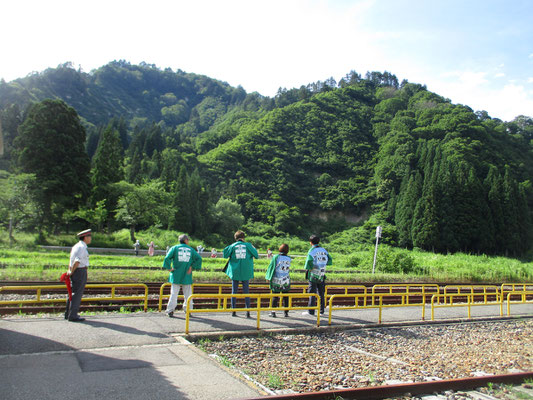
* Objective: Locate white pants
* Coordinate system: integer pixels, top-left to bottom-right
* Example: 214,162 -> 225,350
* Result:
166,284 -> 193,312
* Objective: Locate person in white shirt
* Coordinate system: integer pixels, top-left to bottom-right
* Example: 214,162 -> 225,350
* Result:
65,229 -> 91,322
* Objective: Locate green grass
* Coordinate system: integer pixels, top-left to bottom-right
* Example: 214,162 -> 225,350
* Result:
0,230 -> 532,283
218,355 -> 234,368
266,373 -> 285,390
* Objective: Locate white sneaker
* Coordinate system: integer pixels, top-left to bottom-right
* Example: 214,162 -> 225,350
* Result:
302,311 -> 313,316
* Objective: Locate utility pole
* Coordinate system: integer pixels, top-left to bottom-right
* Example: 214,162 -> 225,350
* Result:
372,226 -> 382,274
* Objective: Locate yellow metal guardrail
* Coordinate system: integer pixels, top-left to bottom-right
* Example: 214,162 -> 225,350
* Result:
327,292 -> 428,325
0,284 -> 149,311
430,293 -> 504,320
159,283 -> 369,311
325,285 -> 368,306
184,293 -> 320,334
158,283 -> 310,311
501,284 -> 533,303
506,291 -> 533,316
443,285 -> 500,304
159,283 -> 368,311
371,284 -> 440,306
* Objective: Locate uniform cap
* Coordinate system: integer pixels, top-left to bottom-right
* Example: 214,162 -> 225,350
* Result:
77,229 -> 92,238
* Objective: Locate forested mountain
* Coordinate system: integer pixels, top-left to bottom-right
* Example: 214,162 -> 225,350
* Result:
0,60 -> 268,131
1,62 -> 532,256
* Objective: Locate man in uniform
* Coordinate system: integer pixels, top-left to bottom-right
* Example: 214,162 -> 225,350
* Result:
65,229 -> 91,322
163,234 -> 202,317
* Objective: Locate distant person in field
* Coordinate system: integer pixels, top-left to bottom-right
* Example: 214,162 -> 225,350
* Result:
65,229 -> 92,322
162,234 -> 202,317
303,234 -> 332,316
223,230 -> 259,318
134,239 -> 140,256
148,241 -> 156,256
210,248 -> 217,258
265,243 -> 291,318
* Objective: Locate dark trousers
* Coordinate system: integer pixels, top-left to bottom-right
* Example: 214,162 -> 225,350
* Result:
272,293 -> 289,309
231,280 -> 250,309
307,280 -> 325,315
65,268 -> 87,320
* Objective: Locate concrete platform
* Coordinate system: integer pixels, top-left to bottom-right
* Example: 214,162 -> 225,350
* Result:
1,304 -> 532,400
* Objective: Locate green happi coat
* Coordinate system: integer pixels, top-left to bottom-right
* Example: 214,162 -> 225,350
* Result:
223,240 -> 259,281
266,253 -> 291,292
305,244 -> 332,283
162,244 -> 202,285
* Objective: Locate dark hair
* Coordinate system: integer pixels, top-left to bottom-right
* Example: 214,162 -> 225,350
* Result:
309,235 -> 320,245
234,230 -> 245,241
279,243 -> 289,254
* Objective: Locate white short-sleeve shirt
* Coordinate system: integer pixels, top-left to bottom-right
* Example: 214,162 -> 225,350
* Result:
70,241 -> 89,268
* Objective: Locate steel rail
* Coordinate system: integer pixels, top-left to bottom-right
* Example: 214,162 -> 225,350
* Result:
238,372 -> 533,400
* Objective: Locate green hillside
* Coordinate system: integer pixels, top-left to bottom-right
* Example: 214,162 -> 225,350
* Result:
1,63 -> 532,257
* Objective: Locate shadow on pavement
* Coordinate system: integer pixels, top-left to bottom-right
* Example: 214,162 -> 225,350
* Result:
83,319 -> 168,339
0,329 -> 190,400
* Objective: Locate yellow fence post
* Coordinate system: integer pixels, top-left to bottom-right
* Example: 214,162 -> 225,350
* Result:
431,294 -> 436,320
158,284 -> 165,312
256,296 -> 261,330
378,295 -> 382,324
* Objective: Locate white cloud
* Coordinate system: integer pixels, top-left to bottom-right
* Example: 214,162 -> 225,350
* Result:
0,0 -> 384,95
528,77 -> 533,84
427,70 -> 533,120
440,70 -> 489,86
0,0 -> 531,120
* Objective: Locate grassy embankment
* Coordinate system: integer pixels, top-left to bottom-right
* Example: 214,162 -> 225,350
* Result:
0,248 -> 531,284
0,229 -> 531,283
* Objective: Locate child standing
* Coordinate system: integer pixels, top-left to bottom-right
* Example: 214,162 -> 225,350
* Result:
265,243 -> 291,317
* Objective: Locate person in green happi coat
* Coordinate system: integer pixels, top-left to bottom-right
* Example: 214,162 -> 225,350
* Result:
265,243 -> 292,318
163,234 -> 202,317
223,230 -> 259,318
303,234 -> 332,316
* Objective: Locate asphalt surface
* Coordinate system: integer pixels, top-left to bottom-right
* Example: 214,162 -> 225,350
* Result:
1,303 -> 532,400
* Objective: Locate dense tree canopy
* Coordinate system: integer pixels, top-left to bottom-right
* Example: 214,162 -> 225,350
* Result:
1,62 -> 532,256
13,99 -> 90,230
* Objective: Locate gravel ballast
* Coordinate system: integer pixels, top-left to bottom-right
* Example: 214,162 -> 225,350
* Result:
197,319 -> 533,393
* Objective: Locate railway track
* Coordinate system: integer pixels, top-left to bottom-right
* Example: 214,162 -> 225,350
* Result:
240,372 -> 533,400
0,281 -> 523,315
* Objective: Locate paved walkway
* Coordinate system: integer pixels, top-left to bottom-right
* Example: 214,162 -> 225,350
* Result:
1,304 -> 532,400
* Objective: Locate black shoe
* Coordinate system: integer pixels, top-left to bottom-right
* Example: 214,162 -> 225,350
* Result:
246,311 -> 251,318
68,317 -> 85,322
167,311 -> 174,317
269,311 -> 276,318
284,311 -> 289,317
232,312 -> 237,317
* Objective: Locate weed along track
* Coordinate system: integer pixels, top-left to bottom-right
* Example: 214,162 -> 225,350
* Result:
195,320 -> 533,397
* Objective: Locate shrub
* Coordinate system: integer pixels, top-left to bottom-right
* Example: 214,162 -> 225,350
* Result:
377,247 -> 421,274
345,254 -> 361,268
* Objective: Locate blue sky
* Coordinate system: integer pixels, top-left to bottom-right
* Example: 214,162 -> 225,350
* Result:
1,0 -> 532,121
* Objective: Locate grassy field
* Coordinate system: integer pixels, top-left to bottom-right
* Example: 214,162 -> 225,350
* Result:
1,246 -> 531,284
